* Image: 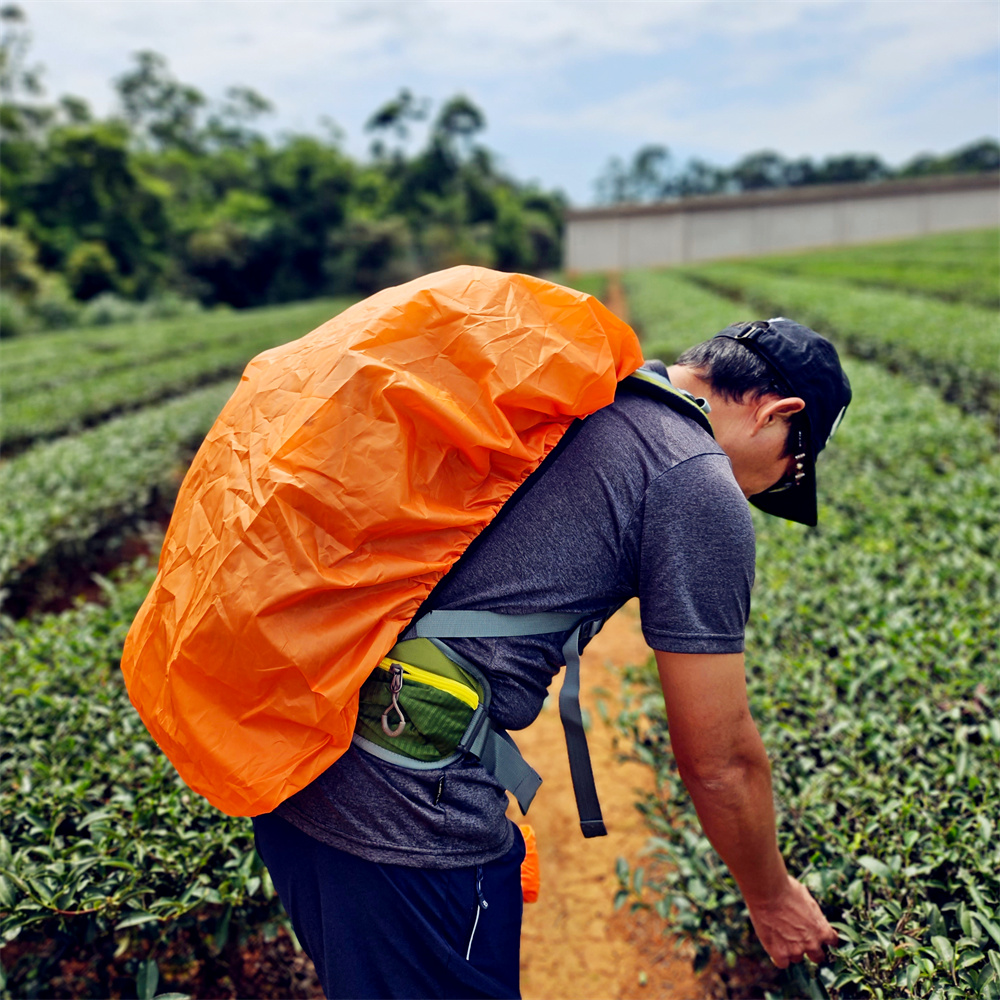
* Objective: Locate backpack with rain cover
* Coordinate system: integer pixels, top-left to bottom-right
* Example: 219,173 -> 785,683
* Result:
122,266 -> 650,817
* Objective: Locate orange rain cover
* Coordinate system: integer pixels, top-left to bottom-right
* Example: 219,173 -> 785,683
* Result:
121,265 -> 643,816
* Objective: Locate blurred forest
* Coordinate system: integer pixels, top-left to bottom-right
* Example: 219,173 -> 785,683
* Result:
594,138 -> 1000,204
0,4 -> 564,335
2,2 -> 997,338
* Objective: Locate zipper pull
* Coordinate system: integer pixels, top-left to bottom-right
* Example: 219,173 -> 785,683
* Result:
475,865 -> 488,910
381,662 -> 406,737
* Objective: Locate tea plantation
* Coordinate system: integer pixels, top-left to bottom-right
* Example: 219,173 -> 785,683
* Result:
1,233 -> 998,998
614,235 -> 999,999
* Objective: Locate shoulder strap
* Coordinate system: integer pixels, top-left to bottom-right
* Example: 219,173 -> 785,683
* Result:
621,369 -> 715,437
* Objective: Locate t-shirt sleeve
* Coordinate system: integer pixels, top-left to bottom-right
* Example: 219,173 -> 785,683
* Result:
635,452 -> 755,654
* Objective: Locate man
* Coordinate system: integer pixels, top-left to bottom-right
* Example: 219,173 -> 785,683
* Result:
252,317 -> 850,999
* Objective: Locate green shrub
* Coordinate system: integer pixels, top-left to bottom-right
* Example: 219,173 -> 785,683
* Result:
0,382 -> 234,606
742,229 -> 1000,309
0,294 -> 30,340
31,274 -> 82,331
0,569 -> 288,999
1,297 -> 351,450
622,269 -> 741,359
78,292 -> 148,328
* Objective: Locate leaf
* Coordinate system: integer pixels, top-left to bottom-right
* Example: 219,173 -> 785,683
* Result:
857,856 -> 890,878
136,958 -> 159,1000
212,903 -> 232,955
932,935 -> 955,968
615,857 -> 629,885
989,950 -> 1000,981
115,910 -> 158,931
975,915 -> 1000,949
958,949 -> 985,970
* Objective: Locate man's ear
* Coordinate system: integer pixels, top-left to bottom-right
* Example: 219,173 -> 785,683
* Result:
753,396 -> 805,431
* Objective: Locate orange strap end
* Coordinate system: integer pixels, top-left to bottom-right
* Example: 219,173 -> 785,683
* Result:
519,824 -> 540,903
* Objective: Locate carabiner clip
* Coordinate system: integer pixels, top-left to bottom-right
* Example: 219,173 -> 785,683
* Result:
381,662 -> 407,738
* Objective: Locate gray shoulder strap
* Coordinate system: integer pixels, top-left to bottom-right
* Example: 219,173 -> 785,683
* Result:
414,609 -> 581,638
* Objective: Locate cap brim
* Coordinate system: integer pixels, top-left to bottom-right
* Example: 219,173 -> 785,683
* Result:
749,458 -> 818,527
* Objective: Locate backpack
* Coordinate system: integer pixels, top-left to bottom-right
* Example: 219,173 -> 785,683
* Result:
122,266 -> 644,817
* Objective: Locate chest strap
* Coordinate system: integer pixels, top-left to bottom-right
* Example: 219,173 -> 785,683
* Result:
414,609 -> 607,838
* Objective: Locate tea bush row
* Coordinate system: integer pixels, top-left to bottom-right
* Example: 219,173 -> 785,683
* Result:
0,382 -> 233,604
736,229 -> 999,309
0,568 -> 284,999
622,269 -> 743,360
1,299 -> 344,396
0,298 -> 349,451
679,263 -> 998,419
615,286 -> 999,996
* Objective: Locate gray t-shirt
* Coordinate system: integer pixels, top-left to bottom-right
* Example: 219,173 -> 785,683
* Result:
276,378 -> 756,867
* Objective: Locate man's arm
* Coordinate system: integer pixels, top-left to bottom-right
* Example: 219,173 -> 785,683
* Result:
654,649 -> 838,968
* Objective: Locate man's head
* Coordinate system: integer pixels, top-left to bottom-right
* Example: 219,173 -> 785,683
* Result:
673,319 -> 852,526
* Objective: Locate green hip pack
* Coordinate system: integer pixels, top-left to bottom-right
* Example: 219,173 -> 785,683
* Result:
352,635 -> 546,814
354,638 -> 485,765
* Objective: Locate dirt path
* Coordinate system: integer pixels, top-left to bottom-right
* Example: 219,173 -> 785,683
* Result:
510,601 -> 714,1000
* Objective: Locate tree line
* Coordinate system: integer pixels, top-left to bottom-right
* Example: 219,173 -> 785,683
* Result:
595,140 -> 999,205
0,5 -> 564,335
2,2 -> 997,337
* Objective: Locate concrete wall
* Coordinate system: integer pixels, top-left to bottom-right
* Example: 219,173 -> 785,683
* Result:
565,174 -> 1000,272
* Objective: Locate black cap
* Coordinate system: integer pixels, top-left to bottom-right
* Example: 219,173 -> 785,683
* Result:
713,318 -> 852,527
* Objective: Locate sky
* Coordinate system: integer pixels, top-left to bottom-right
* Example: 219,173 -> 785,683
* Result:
14,0 -> 1000,206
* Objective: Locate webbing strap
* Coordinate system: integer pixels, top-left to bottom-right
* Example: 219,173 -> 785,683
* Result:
559,625 -> 607,838
414,609 -> 607,837
462,715 -> 543,814
415,609 -> 582,638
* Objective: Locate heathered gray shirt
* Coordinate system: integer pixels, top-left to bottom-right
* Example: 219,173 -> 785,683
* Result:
276,370 -> 756,867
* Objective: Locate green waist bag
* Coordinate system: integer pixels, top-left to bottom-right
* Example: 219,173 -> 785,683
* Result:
354,638 -> 486,766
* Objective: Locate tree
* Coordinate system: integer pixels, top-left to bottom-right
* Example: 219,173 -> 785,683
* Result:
0,3 -> 47,139
204,85 -> 273,151
729,150 -> 788,191
365,88 -> 429,160
814,154 -> 888,185
594,145 -> 671,204
20,121 -> 171,296
115,50 -> 207,153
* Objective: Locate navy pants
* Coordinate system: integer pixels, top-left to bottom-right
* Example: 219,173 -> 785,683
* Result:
253,812 -> 525,999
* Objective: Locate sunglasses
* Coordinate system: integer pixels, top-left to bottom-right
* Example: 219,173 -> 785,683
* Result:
765,451 -> 808,494
764,422 -> 809,494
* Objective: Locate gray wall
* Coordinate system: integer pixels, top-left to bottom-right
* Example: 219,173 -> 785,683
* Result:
565,174 -> 999,272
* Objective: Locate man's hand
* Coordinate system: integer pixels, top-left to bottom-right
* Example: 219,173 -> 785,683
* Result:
745,875 -> 839,968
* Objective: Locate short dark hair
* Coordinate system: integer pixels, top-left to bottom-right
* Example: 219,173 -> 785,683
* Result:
676,335 -> 807,458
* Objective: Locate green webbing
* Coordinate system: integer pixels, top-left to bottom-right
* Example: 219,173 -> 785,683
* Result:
622,369 -> 714,437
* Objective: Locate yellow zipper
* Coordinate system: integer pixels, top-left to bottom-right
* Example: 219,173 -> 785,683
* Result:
377,658 -> 480,710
